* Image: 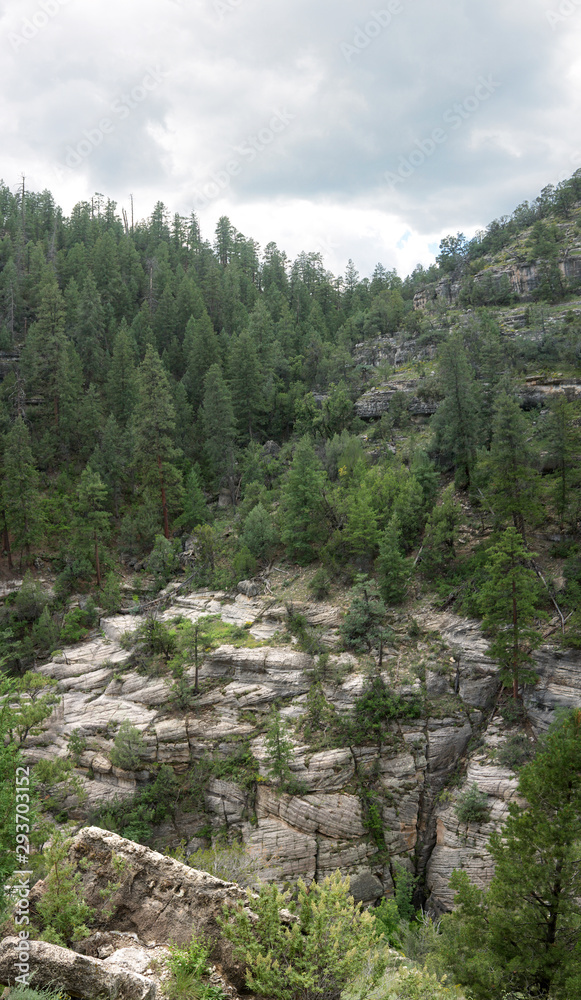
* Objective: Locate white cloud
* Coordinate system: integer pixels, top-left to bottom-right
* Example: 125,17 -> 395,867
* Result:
1,0 -> 580,276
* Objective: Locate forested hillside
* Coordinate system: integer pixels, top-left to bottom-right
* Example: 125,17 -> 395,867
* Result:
1,171 -> 581,1000
1,171 -> 581,655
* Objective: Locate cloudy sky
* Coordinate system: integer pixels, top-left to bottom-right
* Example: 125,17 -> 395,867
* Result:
1,0 -> 581,279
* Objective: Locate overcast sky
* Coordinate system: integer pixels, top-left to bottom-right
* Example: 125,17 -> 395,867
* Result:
1,0 -> 581,279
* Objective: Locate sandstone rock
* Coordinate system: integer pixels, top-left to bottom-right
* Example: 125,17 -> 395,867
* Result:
30,827 -> 251,988
237,580 -> 260,598
0,937 -> 155,1000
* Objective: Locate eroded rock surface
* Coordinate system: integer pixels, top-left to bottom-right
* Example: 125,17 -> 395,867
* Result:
21,590 -> 581,912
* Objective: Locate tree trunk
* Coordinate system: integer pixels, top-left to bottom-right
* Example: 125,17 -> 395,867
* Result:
157,453 -> 170,539
512,575 -> 519,700
94,530 -> 101,587
2,510 -> 13,570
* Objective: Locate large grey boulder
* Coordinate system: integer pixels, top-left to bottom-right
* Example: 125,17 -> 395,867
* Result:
0,937 -> 156,1000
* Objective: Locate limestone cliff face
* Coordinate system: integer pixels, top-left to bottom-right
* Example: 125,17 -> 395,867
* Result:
413,253 -> 581,308
24,590 -> 581,911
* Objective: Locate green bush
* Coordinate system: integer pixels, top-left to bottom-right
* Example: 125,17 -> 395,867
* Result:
308,567 -> 332,601
109,719 -> 147,771
13,573 -> 51,622
146,534 -> 182,589
497,734 -> 534,770
339,576 -> 387,653
455,784 -> 490,825
351,676 -> 422,743
59,603 -> 98,645
136,616 -> 178,661
219,871 -> 385,1000
164,935 -> 225,1000
240,502 -> 278,561
35,832 -> 93,946
187,839 -> 264,888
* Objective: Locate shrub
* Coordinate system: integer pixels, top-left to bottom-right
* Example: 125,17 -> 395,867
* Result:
240,502 -> 278,561
219,871 -> 385,1000
339,576 -> 387,653
308,567 -> 331,601
373,896 -> 404,948
59,602 -> 98,645
146,534 -> 181,590
68,728 -> 87,765
35,832 -> 93,946
109,720 -> 147,771
14,573 -> 50,622
455,783 -> 490,825
187,839 -> 264,887
136,616 -> 178,661
101,572 -> 122,614
351,676 -> 422,743
164,935 -> 225,1000
497,734 -> 534,770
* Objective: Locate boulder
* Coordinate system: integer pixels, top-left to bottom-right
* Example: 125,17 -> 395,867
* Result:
29,827 -> 252,988
0,937 -> 156,1000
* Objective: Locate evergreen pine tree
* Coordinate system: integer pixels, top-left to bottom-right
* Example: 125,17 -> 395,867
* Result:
478,527 -> 545,700
376,515 -> 408,604
2,417 -> 44,565
486,391 -> 542,540
229,331 -> 263,441
106,321 -> 138,426
431,332 -> 481,487
201,363 -> 236,489
74,468 -> 111,586
279,436 -> 328,564
134,345 -> 183,539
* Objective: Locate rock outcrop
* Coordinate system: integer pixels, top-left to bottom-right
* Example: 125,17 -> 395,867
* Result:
0,936 -> 158,1000
18,588 -> 581,914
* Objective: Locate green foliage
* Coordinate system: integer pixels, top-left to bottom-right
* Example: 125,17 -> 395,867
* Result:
67,728 -> 87,764
146,534 -> 182,589
351,675 -> 422,744
477,528 -> 545,699
308,567 -> 332,601
100,572 -> 123,614
95,764 -> 181,843
109,719 -> 147,771
240,502 -> 278,561
35,832 -> 94,946
59,602 -> 98,645
455,784 -> 490,825
187,838 -> 263,887
5,986 -> 69,1000
339,575 -> 387,654
219,871 -> 385,1000
376,515 -> 409,605
373,896 -> 404,948
420,485 -> 462,578
136,615 -> 179,661
264,707 -> 298,791
393,862 -> 418,922
496,733 -> 534,770
431,332 -> 482,488
164,935 -> 225,1000
13,573 -> 51,623
434,710 -> 581,998
280,436 -> 329,564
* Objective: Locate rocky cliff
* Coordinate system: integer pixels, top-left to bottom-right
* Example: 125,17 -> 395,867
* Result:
20,588 -> 581,913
